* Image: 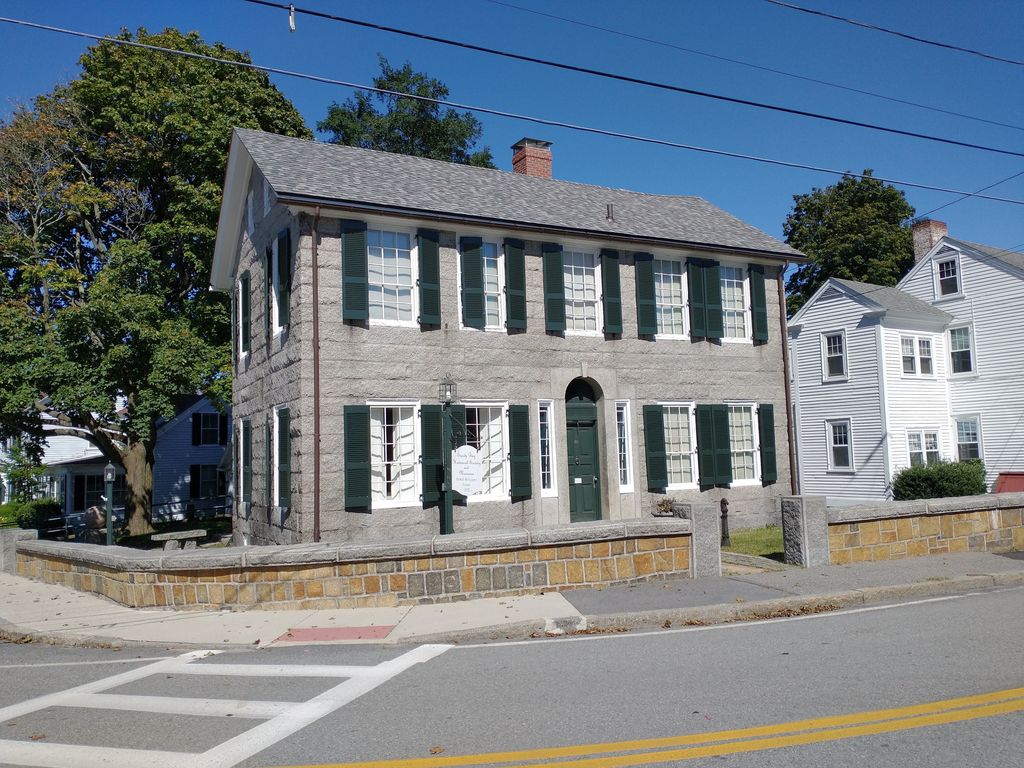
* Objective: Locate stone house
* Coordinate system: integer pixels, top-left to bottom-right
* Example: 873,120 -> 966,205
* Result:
211,130 -> 804,545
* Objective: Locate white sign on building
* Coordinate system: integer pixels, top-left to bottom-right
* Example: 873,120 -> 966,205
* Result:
451,444 -> 483,497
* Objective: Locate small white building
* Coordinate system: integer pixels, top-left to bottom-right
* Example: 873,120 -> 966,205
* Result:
788,219 -> 1024,501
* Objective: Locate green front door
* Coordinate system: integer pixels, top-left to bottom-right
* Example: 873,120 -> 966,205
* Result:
566,401 -> 601,522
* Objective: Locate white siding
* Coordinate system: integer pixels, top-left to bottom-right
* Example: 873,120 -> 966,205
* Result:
790,290 -> 887,500
899,245 -> 1024,486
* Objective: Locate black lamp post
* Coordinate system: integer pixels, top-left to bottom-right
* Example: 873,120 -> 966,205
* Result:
104,462 -> 116,546
438,375 -> 457,536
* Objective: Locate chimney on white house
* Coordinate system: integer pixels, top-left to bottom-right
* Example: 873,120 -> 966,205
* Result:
511,138 -> 552,178
912,218 -> 948,262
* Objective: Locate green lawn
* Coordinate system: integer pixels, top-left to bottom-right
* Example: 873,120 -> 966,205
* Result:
723,525 -> 784,561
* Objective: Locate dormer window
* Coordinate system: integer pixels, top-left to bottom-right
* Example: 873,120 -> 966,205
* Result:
937,258 -> 959,296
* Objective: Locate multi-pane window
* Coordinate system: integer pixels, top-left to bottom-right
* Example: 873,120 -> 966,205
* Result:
949,327 -> 974,373
84,474 -> 127,509
955,418 -> 981,461
937,259 -> 959,296
654,259 -> 685,335
902,335 -> 934,376
563,250 -> 599,332
728,405 -> 757,482
196,465 -> 227,499
482,242 -> 502,328
367,229 -> 414,323
823,332 -> 846,379
198,413 -> 221,445
901,337 -> 917,375
720,266 -> 747,339
369,405 -> 417,503
538,401 -> 555,495
615,401 -> 633,491
908,431 -> 940,467
466,406 -> 506,497
828,420 -> 852,470
918,338 -> 933,375
663,405 -> 696,486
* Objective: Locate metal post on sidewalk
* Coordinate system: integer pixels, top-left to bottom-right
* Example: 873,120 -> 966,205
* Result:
438,375 -> 457,536
104,462 -> 115,546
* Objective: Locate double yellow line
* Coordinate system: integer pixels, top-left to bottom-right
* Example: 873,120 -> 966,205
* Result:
288,686 -> 1024,768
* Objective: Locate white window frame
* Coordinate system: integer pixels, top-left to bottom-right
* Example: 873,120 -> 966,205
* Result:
272,405 -> 288,507
457,238 -> 506,332
653,256 -> 687,339
820,330 -> 847,382
720,264 -> 752,344
934,254 -> 962,299
237,276 -> 250,360
899,334 -> 935,378
366,226 -> 419,328
615,400 -> 634,493
826,418 -> 854,473
537,400 -> 557,497
953,416 -> 983,462
562,245 -> 603,336
462,401 -> 509,503
948,324 -> 976,376
237,418 -> 250,504
727,402 -> 761,486
367,399 -> 421,510
906,429 -> 941,468
659,401 -> 699,490
270,237 -> 286,336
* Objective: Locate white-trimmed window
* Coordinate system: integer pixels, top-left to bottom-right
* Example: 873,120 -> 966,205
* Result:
367,228 -> 416,324
369,403 -> 419,506
482,241 -> 503,329
615,401 -> 633,492
728,404 -> 759,483
272,405 -> 290,508
827,419 -> 853,471
538,400 -> 556,496
949,326 -> 974,374
563,249 -> 600,332
955,417 -> 981,461
662,404 -> 697,487
936,256 -> 960,297
654,258 -> 686,336
907,430 -> 940,467
822,331 -> 847,380
901,335 -> 934,376
270,237 -> 284,334
720,266 -> 749,340
238,418 -> 251,503
465,404 -> 507,500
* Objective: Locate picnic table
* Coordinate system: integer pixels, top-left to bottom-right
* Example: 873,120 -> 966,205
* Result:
151,529 -> 206,551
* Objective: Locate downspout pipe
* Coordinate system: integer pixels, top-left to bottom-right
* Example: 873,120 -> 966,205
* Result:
312,206 -> 322,542
777,266 -> 798,495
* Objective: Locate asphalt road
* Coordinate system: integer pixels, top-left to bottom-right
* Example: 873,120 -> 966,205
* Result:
0,585 -> 1022,768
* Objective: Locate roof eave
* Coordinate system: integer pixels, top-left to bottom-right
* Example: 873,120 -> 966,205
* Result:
210,131 -> 254,292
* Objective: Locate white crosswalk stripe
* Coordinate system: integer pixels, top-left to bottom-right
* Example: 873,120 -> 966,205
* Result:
0,644 -> 451,768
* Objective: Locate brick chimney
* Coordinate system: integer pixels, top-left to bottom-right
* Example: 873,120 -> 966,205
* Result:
511,138 -> 552,179
912,218 -> 948,262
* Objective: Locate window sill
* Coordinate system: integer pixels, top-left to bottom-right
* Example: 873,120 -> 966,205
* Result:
372,498 -> 419,510
822,376 -> 849,384
949,372 -> 980,380
540,490 -> 558,499
367,319 -> 419,329
720,337 -> 753,345
826,469 -> 856,475
653,333 -> 689,341
667,482 -> 699,491
466,493 -> 508,504
618,486 -> 634,494
564,329 -> 604,337
730,478 -> 761,487
933,293 -> 964,303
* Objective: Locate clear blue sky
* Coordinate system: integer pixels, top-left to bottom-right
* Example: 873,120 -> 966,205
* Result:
2,0 -> 1023,253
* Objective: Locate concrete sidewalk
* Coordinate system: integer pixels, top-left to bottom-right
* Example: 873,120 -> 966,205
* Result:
2,551 -> 1023,648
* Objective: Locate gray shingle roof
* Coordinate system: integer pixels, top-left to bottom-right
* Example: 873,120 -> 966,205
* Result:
949,237 -> 1024,272
234,129 -> 803,260
833,278 -> 951,321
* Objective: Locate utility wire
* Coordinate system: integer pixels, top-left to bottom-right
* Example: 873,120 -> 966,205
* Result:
763,0 -> 1024,67
483,0 -> 1024,133
240,0 -> 1024,161
3,15 -> 1024,208
918,169 -> 1024,219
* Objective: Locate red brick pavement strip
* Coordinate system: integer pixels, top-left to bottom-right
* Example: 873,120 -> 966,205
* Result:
275,625 -> 396,642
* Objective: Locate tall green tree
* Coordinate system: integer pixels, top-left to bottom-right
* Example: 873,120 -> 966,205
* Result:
0,28 -> 310,534
319,55 -> 495,167
784,171 -> 916,316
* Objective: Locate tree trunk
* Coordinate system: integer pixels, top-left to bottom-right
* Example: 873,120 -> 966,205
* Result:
122,441 -> 155,536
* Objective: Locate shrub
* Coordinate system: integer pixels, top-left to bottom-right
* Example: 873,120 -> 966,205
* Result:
15,499 -> 62,530
0,501 -> 24,527
892,460 -> 986,501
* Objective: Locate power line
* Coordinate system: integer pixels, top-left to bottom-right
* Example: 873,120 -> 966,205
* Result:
2,15 -> 1024,208
239,0 -> 1024,161
763,0 -> 1024,67
483,0 -> 1024,134
918,169 -> 1024,219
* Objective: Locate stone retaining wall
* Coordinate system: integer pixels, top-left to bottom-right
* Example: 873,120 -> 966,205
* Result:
15,519 -> 692,610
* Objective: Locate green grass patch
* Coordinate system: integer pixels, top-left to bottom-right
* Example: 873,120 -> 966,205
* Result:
723,525 -> 784,562
115,516 -> 233,549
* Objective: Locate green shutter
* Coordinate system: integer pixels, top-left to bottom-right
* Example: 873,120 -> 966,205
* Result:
460,236 -> 485,329
758,403 -> 777,485
264,246 -> 272,344
635,252 -> 658,336
750,264 -> 769,343
542,242 -> 565,333
264,415 -> 272,508
242,419 -> 252,503
508,405 -> 532,498
420,404 -> 443,506
276,229 -> 291,327
704,263 -> 724,340
687,259 -> 706,339
643,404 -> 668,491
713,404 -> 732,487
688,260 -> 723,340
448,404 -> 467,502
341,220 -> 368,322
695,405 -> 716,488
240,271 -> 251,354
277,408 -> 291,508
344,405 -> 371,510
417,229 -> 441,326
601,249 -> 622,334
504,238 -> 527,331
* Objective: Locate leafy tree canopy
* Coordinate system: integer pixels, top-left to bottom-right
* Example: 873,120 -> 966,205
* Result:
0,28 -> 310,533
319,55 -> 495,168
784,171 -> 916,316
